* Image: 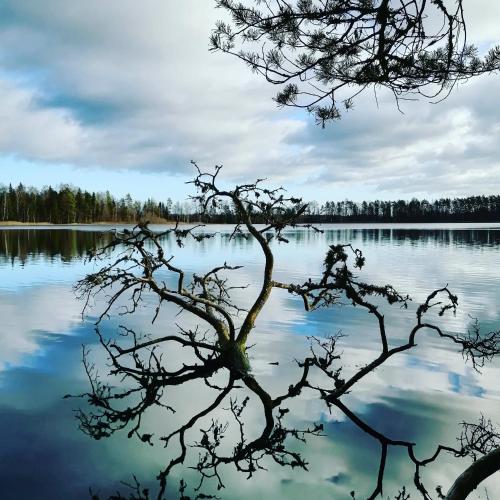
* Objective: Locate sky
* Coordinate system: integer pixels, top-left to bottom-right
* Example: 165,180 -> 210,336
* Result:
0,0 -> 499,203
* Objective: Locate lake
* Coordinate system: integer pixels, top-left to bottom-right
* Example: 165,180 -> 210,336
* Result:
0,223 -> 499,500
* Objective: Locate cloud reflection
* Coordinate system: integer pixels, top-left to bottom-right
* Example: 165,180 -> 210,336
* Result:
0,226 -> 499,499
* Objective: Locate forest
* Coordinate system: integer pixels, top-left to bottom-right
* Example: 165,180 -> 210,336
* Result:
1,182 -> 500,224
0,183 -> 172,224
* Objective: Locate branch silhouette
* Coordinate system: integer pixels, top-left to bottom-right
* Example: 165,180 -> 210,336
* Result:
74,169 -> 500,499
211,0 -> 500,125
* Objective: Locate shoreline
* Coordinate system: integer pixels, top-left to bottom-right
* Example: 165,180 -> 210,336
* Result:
2,221 -> 500,230
0,220 -> 177,226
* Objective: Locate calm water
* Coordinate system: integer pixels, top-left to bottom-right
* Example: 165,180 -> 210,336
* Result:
0,224 -> 499,500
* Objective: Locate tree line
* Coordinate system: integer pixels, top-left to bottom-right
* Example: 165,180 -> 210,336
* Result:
1,182 -> 499,224
313,196 -> 500,223
201,196 -> 500,224
0,183 -> 177,224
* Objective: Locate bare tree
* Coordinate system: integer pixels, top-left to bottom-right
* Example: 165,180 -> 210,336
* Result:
211,0 -> 500,125
74,167 -> 500,500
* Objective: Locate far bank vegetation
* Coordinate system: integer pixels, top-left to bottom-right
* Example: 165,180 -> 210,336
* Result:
1,182 -> 500,225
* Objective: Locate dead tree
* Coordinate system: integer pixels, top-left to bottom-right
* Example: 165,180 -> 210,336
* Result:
211,0 -> 500,125
75,167 -> 500,499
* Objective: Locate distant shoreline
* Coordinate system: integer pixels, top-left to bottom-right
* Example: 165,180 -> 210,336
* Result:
2,221 -> 500,229
0,220 -> 177,227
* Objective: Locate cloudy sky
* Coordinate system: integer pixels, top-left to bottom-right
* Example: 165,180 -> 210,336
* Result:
0,0 -> 499,202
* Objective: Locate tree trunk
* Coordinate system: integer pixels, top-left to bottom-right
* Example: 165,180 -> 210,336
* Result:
446,447 -> 500,500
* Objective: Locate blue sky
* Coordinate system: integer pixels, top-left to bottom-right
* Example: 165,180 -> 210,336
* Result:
0,157 -> 193,201
0,1 -> 499,203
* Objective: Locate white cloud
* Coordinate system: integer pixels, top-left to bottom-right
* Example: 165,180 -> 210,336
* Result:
0,285 -> 81,371
0,0 -> 308,177
0,80 -> 82,161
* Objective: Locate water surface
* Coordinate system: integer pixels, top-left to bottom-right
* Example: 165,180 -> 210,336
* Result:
0,224 -> 499,499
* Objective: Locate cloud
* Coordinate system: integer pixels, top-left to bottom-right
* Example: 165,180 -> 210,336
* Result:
0,284 -> 81,371
286,75 -> 500,197
0,0 -> 308,177
0,0 -> 498,197
0,80 -> 82,161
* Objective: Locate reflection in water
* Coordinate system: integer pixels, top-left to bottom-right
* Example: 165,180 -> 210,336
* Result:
0,229 -> 114,265
228,226 -> 500,248
2,225 -> 499,267
0,225 -> 499,500
276,227 -> 500,248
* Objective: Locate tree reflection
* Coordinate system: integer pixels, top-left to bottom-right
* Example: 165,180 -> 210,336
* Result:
0,229 -> 114,265
75,170 -> 500,500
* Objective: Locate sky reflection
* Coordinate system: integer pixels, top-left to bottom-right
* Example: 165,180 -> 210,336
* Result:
0,225 -> 499,499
